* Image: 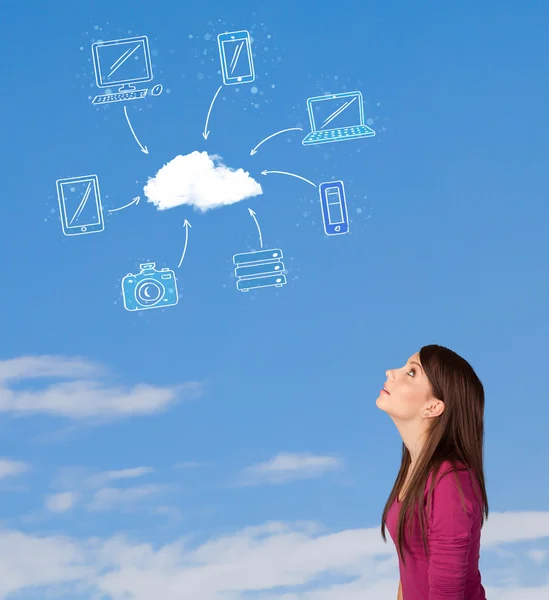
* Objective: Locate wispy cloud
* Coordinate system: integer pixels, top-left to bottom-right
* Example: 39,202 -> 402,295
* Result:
46,465 -> 161,514
237,452 -> 344,486
527,549 -> 548,565
0,511 -> 548,600
0,355 -> 203,419
480,511 -> 549,546
87,484 -> 165,512
45,491 -> 78,513
0,458 -> 31,480
0,529 -> 93,598
173,461 -> 213,470
88,467 -> 154,487
52,465 -> 154,491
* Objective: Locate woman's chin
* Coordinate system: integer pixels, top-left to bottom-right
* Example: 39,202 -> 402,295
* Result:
375,395 -> 388,411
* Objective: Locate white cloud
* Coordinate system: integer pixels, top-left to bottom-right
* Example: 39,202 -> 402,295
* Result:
0,529 -> 93,598
0,355 -> 99,382
0,511 -> 548,600
87,484 -> 165,512
152,505 -> 183,522
527,549 -> 548,565
238,452 -> 344,486
107,467 -> 153,479
173,461 -> 213,470
0,355 -> 203,419
482,584 -> 549,600
479,511 -> 549,546
90,467 -> 154,487
53,466 -> 154,491
0,458 -> 30,480
46,492 -> 78,513
47,466 -> 159,514
143,151 -> 263,212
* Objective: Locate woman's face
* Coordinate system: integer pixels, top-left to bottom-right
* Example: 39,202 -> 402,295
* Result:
376,351 -> 436,421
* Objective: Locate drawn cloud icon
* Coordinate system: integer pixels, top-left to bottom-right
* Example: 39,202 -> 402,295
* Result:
143,151 -> 263,213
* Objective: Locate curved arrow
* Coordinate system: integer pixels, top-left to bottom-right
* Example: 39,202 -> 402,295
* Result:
177,220 -> 192,268
123,106 -> 148,154
250,127 -> 303,155
203,86 -> 223,140
261,170 -> 317,188
107,196 -> 140,214
248,208 -> 263,249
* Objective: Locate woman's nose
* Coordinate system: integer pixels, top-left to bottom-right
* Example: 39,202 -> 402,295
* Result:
385,369 -> 392,380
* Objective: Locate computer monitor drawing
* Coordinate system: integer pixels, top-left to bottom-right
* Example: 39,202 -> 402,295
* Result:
91,35 -> 156,105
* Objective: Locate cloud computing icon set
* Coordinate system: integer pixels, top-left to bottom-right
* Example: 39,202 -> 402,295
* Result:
55,31 -> 376,312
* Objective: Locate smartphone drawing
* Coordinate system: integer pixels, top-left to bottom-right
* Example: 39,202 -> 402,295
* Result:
217,30 -> 255,85
319,180 -> 349,236
56,174 -> 104,236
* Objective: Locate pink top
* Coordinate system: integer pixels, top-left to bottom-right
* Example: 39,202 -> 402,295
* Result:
386,460 -> 486,600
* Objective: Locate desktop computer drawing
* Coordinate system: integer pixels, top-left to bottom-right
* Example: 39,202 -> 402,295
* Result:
91,35 -> 162,105
302,91 -> 375,146
233,248 -> 287,292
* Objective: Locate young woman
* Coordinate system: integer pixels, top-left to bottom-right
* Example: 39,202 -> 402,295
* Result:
376,344 -> 489,600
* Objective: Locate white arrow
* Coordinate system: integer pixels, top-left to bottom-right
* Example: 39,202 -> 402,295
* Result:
203,85 -> 222,140
107,196 -> 140,214
261,170 -> 317,188
248,208 -> 263,249
250,127 -> 303,155
123,106 -> 148,154
177,219 -> 192,268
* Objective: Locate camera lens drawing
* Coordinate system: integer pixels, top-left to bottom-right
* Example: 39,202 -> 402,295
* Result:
122,263 -> 179,311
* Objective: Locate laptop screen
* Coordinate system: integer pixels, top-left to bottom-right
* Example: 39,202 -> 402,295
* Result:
310,94 -> 362,131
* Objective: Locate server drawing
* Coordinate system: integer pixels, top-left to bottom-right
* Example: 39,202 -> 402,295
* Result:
233,248 -> 287,292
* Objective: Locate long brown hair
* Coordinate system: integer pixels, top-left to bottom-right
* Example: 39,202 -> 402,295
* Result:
380,344 -> 489,567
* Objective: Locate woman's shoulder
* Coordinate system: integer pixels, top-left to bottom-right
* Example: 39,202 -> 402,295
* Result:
427,458 -> 470,479
426,459 -> 481,508
434,458 -> 469,479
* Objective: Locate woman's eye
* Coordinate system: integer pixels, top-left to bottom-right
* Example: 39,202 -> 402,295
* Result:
407,369 -> 415,377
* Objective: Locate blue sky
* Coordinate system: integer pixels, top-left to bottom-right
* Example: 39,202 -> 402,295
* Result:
0,0 -> 548,598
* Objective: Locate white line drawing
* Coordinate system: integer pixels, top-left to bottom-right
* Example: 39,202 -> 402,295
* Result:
248,208 -> 263,248
250,127 -> 303,155
233,248 -> 286,292
91,35 -> 163,105
56,174 -> 104,236
302,91 -> 376,146
53,32 -> 377,304
203,86 -> 222,140
122,263 -> 179,311
151,84 -> 163,96
261,169 -> 317,188
217,30 -> 255,86
319,180 -> 349,236
124,106 -> 149,154
177,220 -> 192,268
108,196 -> 140,214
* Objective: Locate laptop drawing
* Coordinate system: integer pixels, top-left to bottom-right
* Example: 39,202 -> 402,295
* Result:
302,91 -> 375,146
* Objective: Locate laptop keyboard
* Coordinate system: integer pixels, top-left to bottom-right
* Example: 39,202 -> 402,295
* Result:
307,126 -> 373,140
